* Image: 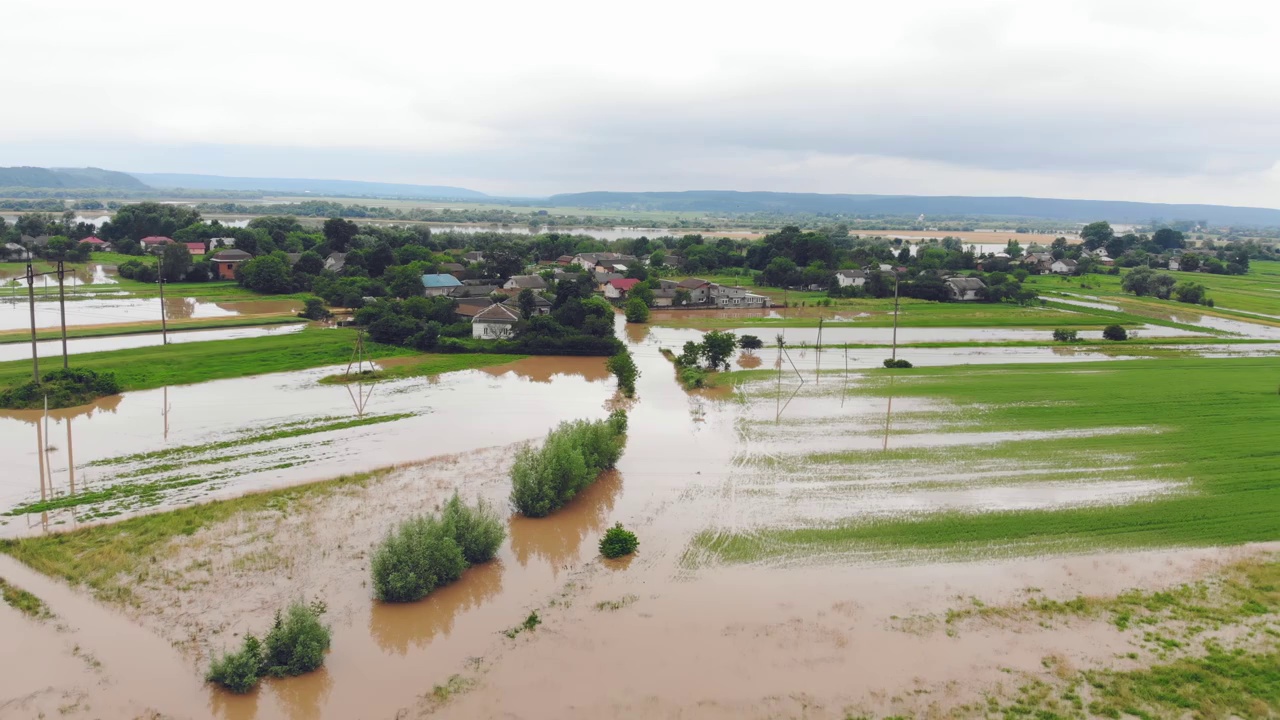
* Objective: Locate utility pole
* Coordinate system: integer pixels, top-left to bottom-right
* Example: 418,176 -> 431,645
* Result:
26,263 -> 39,384
890,274 -> 901,362
57,260 -> 68,369
157,263 -> 168,345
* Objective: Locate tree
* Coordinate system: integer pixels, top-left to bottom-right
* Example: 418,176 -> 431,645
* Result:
1178,254 -> 1201,272
518,288 -> 537,319
624,297 -> 650,323
294,251 -> 324,276
1080,221 -> 1114,251
738,335 -> 764,350
238,255 -> 294,294
322,218 -> 359,252
384,265 -> 427,299
1102,324 -> 1128,341
159,243 -> 193,283
649,250 -> 666,267
673,288 -> 692,307
100,202 -> 201,241
1173,282 -> 1207,305
1152,228 -> 1186,250
700,330 -> 737,371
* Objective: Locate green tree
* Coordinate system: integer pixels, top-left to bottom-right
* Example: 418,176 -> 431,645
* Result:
1080,221 -> 1114,251
238,255 -> 294,294
518,288 -> 537,319
624,297 -> 650,323
701,330 -> 737,371
1152,228 -> 1186,250
159,243 -> 193,283
294,250 -> 324,276
1102,324 -> 1128,341
322,217 -> 359,252
100,202 -> 201,241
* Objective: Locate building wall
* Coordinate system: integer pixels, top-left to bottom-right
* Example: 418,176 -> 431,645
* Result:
472,321 -> 515,339
216,262 -> 238,280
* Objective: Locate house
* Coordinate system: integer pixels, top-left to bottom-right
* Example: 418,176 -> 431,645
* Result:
283,253 -> 303,267
141,236 -> 174,253
210,237 -> 236,249
605,277 -> 641,299
462,251 -> 485,264
184,242 -> 207,256
645,253 -> 683,268
1168,258 -> 1181,271
676,277 -> 713,304
945,277 -> 986,301
835,269 -> 866,288
2,243 -> 31,261
1050,258 -> 1078,275
324,252 -> 347,272
211,249 -> 252,280
710,285 -> 769,308
80,236 -> 108,250
421,273 -> 464,296
471,302 -> 521,339
1023,253 -> 1053,271
454,297 -> 496,318
652,288 -> 678,307
448,284 -> 502,299
593,271 -> 624,291
501,293 -> 551,316
22,235 -> 51,248
503,274 -> 548,291
556,255 -> 575,266
573,252 -> 637,272
439,262 -> 465,274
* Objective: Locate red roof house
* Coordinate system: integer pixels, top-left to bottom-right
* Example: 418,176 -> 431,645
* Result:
605,277 -> 640,299
80,236 -> 106,245
184,242 -> 206,255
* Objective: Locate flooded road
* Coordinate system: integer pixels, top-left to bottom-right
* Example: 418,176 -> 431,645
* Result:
0,296 -> 302,332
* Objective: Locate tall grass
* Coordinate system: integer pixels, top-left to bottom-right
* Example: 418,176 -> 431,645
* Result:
510,411 -> 628,518
371,492 -> 505,603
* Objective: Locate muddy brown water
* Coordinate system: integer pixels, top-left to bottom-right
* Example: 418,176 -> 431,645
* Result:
3,311 -> 1280,717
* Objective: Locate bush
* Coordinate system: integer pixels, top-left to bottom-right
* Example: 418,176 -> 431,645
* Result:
371,515 -> 467,602
1103,324 -> 1128,341
300,297 -> 331,320
624,297 -> 650,323
883,358 -> 913,368
1052,328 -> 1079,343
440,492 -> 505,565
261,601 -> 331,678
510,411 -> 628,518
738,335 -> 764,350
0,367 -> 121,410
606,350 -> 639,397
207,635 -> 264,694
599,523 -> 639,559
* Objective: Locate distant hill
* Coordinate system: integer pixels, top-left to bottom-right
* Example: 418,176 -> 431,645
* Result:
130,172 -> 487,200
548,191 -> 1280,227
0,166 -> 149,190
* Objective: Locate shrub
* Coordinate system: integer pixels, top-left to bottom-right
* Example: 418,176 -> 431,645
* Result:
883,358 -> 913,368
606,350 -> 640,397
599,523 -> 639,558
1103,324 -> 1128,341
371,515 -> 467,602
0,367 -> 121,410
262,601 -> 331,677
1052,328 -> 1079,343
440,492 -> 505,565
300,297 -> 331,320
738,335 -> 764,350
510,411 -> 629,518
624,297 -> 650,323
207,634 -> 264,694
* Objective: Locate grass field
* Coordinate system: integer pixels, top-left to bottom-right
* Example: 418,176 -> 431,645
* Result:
75,278 -> 311,302
1029,261 -> 1280,320
693,357 -> 1280,564
0,327 -> 512,393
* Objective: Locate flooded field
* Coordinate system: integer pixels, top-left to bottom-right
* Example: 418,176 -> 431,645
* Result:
0,296 -> 301,331
0,323 -> 305,362
0,264 -> 117,290
2,311 -> 1278,719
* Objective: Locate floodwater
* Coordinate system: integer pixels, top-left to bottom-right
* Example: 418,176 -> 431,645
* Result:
0,263 -> 117,289
0,296 -> 301,331
4,309 -> 1279,718
0,323 -> 305,362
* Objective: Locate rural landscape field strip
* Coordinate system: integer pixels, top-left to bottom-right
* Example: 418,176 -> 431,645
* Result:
693,357 -> 1280,564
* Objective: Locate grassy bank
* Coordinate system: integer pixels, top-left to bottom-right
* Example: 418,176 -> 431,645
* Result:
0,470 -> 387,604
693,357 -> 1280,564
0,327 -> 423,392
0,315 -> 306,344
317,353 -> 521,384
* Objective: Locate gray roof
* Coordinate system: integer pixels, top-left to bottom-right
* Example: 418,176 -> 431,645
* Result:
473,303 -> 521,323
946,277 -> 987,290
212,249 -> 252,261
836,269 -> 866,278
505,274 -> 547,289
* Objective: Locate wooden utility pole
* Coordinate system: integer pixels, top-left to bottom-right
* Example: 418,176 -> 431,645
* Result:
57,260 -> 68,368
890,274 -> 901,362
26,263 -> 39,383
157,268 -> 169,345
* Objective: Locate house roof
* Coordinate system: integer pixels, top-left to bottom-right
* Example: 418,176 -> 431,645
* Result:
609,278 -> 641,292
473,303 -> 521,323
1055,258 -> 1078,267
141,236 -> 173,244
506,274 -> 547,289
80,236 -> 106,244
325,252 -> 346,271
184,242 -> 206,253
212,249 -> 252,261
836,269 -> 865,278
440,262 -> 464,272
501,293 -> 551,307
594,271 -> 624,283
449,284 -> 501,298
677,277 -> 711,289
946,277 -> 987,290
422,273 -> 464,289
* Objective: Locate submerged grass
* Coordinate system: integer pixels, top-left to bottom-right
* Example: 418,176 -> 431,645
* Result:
0,315 -> 306,345
0,576 -> 52,618
694,357 -> 1280,564
0,469 -> 385,605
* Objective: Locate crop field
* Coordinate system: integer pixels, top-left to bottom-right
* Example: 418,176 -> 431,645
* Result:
692,357 -> 1280,564
1029,262 -> 1280,321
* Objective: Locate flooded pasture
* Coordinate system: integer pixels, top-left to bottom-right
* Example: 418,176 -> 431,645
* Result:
0,296 -> 302,332
2,310 -> 1279,718
0,323 -> 305,362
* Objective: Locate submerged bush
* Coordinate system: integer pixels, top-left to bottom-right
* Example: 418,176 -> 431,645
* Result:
0,367 -> 121,410
441,492 -> 506,565
372,515 -> 467,602
207,634 -> 264,694
262,601 -> 331,678
599,522 -> 639,559
510,411 -> 628,518
1103,324 -> 1128,341
1052,328 -> 1079,343
607,350 -> 640,398
883,358 -> 913,369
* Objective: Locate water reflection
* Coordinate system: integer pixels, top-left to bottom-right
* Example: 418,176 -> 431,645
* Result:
368,561 -> 504,655
480,356 -> 610,384
265,665 -> 334,720
208,683 -> 260,720
623,321 -> 652,344
508,470 -> 622,572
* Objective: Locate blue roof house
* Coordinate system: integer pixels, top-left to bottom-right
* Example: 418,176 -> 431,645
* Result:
421,273 -> 464,296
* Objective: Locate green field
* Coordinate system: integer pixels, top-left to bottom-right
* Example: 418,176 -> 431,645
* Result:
1029,261 -> 1280,321
693,357 -> 1280,564
0,327 -> 512,393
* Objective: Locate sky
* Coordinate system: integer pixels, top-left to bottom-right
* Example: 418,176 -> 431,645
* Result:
5,0 -> 1280,206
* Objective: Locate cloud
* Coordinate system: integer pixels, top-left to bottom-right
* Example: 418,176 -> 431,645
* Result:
4,0 -> 1279,205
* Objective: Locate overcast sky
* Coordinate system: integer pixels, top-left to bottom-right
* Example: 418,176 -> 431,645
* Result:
5,0 -> 1279,205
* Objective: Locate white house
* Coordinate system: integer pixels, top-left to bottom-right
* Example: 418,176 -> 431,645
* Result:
421,273 -> 464,296
945,277 -> 986,301
1050,258 -> 1078,274
1,243 -> 31,261
710,285 -> 769,308
471,302 -> 520,339
676,277 -> 713,304
502,274 -> 547,291
1168,258 -> 1181,271
835,269 -> 866,288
